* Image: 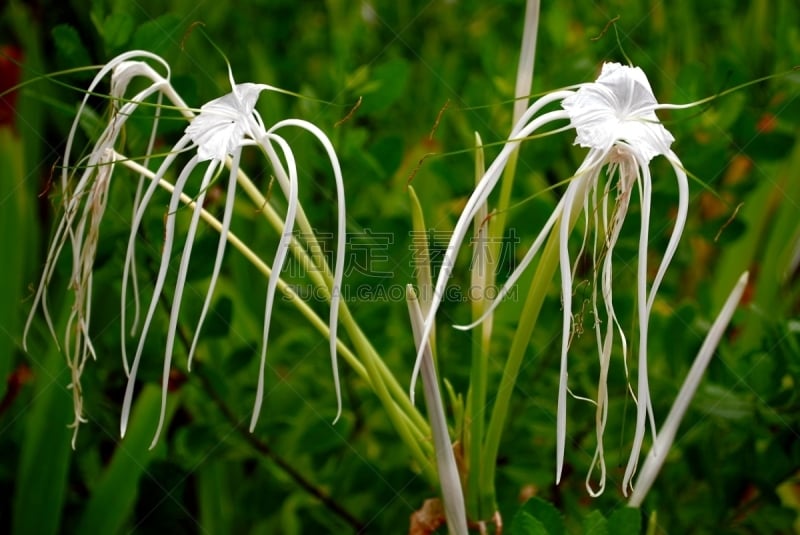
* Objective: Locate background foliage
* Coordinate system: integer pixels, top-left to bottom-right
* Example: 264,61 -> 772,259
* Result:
1,0 -> 799,533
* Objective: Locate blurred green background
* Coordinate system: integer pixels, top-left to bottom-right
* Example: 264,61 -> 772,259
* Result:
1,0 -> 799,533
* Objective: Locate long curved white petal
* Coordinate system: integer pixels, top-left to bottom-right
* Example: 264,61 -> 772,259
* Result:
268,118 -> 347,423
250,135 -> 299,432
187,159 -> 240,369
120,136 -> 193,437
622,156 -> 654,494
150,157 -> 220,448
646,151 -> 689,313
555,176 -> 582,484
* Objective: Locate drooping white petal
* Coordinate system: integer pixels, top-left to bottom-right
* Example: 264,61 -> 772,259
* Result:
266,118 -> 348,424
622,152 -> 657,495
250,135 -> 299,432
187,159 -> 240,370
555,174 -> 583,484
151,157 -> 221,448
586,149 -> 638,496
121,153 -> 197,441
120,135 -> 193,437
646,151 -> 689,313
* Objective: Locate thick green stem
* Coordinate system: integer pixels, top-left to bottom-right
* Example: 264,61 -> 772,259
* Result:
467,319 -> 489,519
479,220 -> 561,508
480,177 -> 584,507
468,0 -> 539,515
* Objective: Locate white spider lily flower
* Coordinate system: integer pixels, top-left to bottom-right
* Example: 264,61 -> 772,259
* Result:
416,62 -> 690,495
25,51 -> 346,447
628,271 -> 749,507
557,63 -> 689,496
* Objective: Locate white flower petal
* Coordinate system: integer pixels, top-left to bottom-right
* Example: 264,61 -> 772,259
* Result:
250,136 -> 299,433
188,161 -> 239,370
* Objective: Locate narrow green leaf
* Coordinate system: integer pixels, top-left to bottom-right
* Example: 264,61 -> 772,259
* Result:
583,510 -> 608,535
511,512 -> 549,535
12,330 -> 73,535
9,9 -> 63,532
408,186 -> 433,301
516,498 -> 565,535
408,185 -> 436,356
0,128 -> 27,401
77,385 -> 178,534
607,507 -> 642,535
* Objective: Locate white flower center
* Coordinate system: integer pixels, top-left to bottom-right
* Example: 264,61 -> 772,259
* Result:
185,82 -> 267,161
562,62 -> 674,162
